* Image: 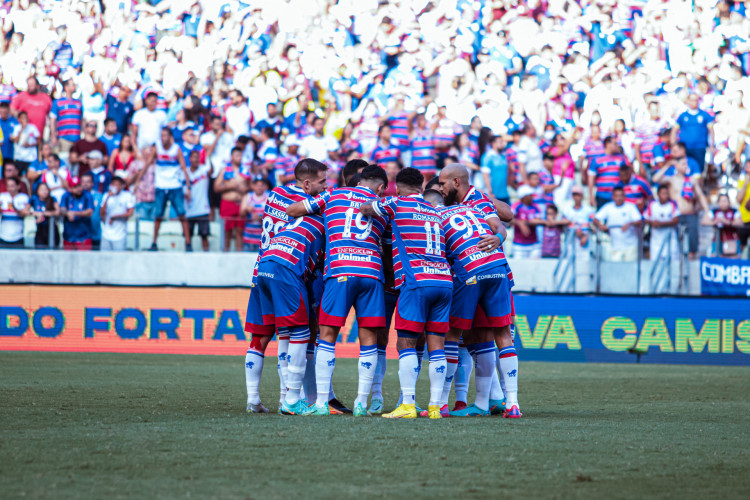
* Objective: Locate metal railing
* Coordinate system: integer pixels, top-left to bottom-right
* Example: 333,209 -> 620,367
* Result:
553,227 -> 577,293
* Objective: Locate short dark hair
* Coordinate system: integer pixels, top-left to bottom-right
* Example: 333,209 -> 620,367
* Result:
47,153 -> 60,163
657,183 -> 669,193
5,175 -> 20,186
294,158 -> 328,180
603,136 -> 617,147
378,123 -> 391,134
80,172 -> 94,180
619,164 -> 631,173
231,146 -> 243,156
674,141 -> 687,152
343,159 -> 368,181
0,101 -> 10,109
424,177 -> 440,191
543,153 -> 555,162
359,164 -> 389,189
395,167 -> 423,189
546,204 -> 558,214
104,118 -> 115,126
111,175 -> 126,184
612,186 -> 625,194
347,172 -> 361,187
423,189 -> 444,205
261,126 -> 275,139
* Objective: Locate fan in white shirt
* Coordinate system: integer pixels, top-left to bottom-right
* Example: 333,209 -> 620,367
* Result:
645,185 -> 681,260
99,176 -> 135,251
594,186 -> 643,262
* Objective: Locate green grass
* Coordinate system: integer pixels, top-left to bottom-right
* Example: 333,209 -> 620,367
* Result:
1,353 -> 749,499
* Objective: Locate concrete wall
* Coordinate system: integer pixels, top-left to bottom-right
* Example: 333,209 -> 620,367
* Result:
0,250 -> 702,295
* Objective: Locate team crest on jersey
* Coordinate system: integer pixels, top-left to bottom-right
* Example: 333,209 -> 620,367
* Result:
337,276 -> 348,282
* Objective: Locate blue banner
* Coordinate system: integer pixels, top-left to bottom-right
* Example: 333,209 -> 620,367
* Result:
700,257 -> 750,297
513,294 -> 750,365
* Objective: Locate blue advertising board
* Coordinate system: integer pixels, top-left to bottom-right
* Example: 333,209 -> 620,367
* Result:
513,294 -> 750,366
700,257 -> 750,296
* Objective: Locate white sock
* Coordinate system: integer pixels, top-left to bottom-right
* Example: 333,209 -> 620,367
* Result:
455,344 -> 473,403
499,346 -> 519,407
277,335 -> 290,404
489,348 -> 504,401
315,340 -> 335,407
245,346 -> 264,406
354,344 -> 378,408
442,341 -> 459,406
497,352 -> 507,396
371,344 -> 387,400
428,349 -> 447,407
283,327 -> 311,405
301,343 -> 316,405
473,342 -> 495,411
397,348 -> 418,405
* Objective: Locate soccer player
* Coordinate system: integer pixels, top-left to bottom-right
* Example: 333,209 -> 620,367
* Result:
286,165 -> 390,416
424,188 -> 520,417
243,158 -> 328,413
436,164 -> 521,418
255,195 -> 326,415
359,168 -> 453,419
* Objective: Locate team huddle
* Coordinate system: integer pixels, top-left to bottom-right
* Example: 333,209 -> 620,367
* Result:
243,158 -> 521,419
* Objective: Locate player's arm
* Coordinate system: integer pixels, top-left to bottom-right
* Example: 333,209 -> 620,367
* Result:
361,197 -> 394,220
492,198 -> 513,223
287,192 -> 328,218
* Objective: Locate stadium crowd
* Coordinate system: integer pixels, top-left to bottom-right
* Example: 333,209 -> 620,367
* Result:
0,0 -> 749,259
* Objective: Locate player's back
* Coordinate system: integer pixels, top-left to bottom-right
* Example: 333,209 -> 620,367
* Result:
262,213 -> 325,281
375,194 -> 452,288
306,186 -> 388,281
438,205 -> 506,282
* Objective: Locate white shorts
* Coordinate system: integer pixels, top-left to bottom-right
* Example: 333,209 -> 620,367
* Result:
514,243 -> 542,259
610,246 -> 638,262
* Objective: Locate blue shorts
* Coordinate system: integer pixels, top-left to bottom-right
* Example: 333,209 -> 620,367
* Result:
154,187 -> 185,218
319,276 -> 385,328
395,285 -> 452,334
244,279 -> 273,336
450,271 -> 512,330
384,290 -> 399,330
257,261 -> 309,330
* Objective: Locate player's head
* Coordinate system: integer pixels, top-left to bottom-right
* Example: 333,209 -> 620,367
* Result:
342,159 -> 368,186
358,164 -> 389,197
294,158 -> 328,196
395,167 -> 423,196
424,176 -> 440,192
438,163 -> 471,206
612,186 -> 625,205
423,189 -> 444,208
657,183 -> 670,203
347,172 -> 361,187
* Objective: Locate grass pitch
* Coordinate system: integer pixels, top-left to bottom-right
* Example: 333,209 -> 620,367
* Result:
1,352 -> 749,499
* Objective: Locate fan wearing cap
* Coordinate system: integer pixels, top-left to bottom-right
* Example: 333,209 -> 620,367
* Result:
511,184 -> 545,259
70,120 -> 108,176
561,185 -> 595,259
59,175 -> 95,251
99,174 -> 135,251
86,149 -> 112,195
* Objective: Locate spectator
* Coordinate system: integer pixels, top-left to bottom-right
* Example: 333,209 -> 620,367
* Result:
737,161 -> 750,255
541,204 -> 567,258
214,147 -> 247,252
81,172 -> 103,250
225,90 -> 252,140
86,150 -> 112,195
185,149 -> 212,252
147,128 -> 192,252
547,133 -> 577,206
99,175 -> 135,251
512,185 -> 545,259
0,176 -> 31,248
49,79 -> 83,154
12,111 -> 40,175
634,101 -> 668,178
240,176 -> 270,252
653,157 -> 709,260
588,136 -> 628,209
26,142 -> 53,186
0,163 -> 29,195
126,157 -> 156,221
0,102 -> 19,164
593,186 -> 644,262
702,194 -> 743,258
275,135 -> 301,186
40,154 -> 70,204
299,116 -> 339,165
253,102 -> 283,139
645,185 -> 681,261
672,94 -> 714,173
371,123 -> 401,165
131,92 -> 168,150
70,120 -> 108,176
382,161 -> 403,197
59,176 -> 94,251
100,118 -> 123,156
450,133 -> 480,187
481,135 -> 510,205
108,134 -> 136,176
410,113 -> 437,180
10,77 -> 51,138
516,125 -> 544,181
614,165 -> 652,212
561,186 -> 595,260
255,126 -> 280,183
30,182 -> 60,249
105,86 -> 134,135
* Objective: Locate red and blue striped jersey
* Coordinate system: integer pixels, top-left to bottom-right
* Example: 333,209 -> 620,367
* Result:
262,213 -> 326,280
433,118 -> 460,148
388,112 -> 410,150
51,98 -> 82,141
583,138 -> 605,163
634,119 -> 666,164
438,205 -> 506,282
588,154 -> 628,198
461,186 -> 500,222
0,84 -> 17,104
372,194 -> 452,289
410,129 -> 436,172
303,187 -> 388,281
275,154 -> 300,181
615,174 -> 652,206
251,185 -> 312,282
370,141 -> 401,165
